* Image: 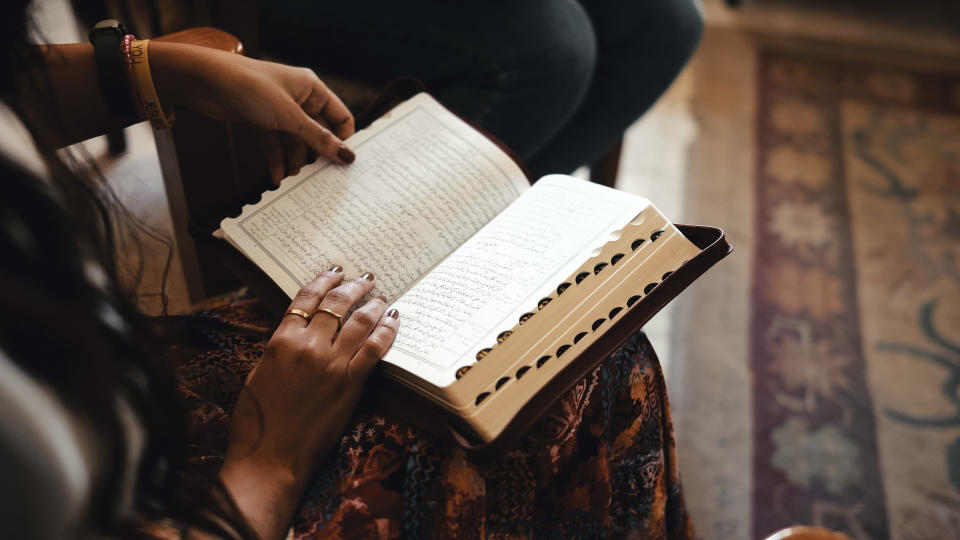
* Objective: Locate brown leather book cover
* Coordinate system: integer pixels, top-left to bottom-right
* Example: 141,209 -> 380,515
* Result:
359,223 -> 730,458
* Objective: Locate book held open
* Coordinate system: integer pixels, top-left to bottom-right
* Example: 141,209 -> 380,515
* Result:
217,92 -> 730,447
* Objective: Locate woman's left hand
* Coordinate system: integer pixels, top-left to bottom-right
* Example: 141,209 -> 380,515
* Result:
150,42 -> 355,182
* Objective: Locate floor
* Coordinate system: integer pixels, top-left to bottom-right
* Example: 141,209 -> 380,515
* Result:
54,0 -> 959,537
633,2 -> 960,538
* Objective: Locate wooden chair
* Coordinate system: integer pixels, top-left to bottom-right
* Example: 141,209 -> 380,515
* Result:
151,28 -> 253,301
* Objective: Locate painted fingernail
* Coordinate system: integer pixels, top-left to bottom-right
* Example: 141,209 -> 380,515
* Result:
329,264 -> 343,272
387,309 -> 399,319
361,272 -> 375,281
337,145 -> 355,164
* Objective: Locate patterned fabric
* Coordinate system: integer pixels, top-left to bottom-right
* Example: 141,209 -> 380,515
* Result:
751,51 -> 960,539
164,298 -> 693,539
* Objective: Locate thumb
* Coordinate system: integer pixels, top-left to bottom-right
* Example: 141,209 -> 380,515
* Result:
286,108 -> 355,166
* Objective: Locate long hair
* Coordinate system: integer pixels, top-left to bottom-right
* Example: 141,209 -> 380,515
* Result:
0,3 -> 255,538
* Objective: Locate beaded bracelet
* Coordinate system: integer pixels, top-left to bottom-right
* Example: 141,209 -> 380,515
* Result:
120,34 -> 147,121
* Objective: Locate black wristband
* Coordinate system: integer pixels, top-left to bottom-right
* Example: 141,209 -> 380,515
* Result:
88,19 -> 137,117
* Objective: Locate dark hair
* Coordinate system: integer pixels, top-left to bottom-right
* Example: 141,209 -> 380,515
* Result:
0,3 -> 255,538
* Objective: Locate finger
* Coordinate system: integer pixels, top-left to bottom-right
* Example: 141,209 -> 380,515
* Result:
329,105 -> 355,140
279,265 -> 344,332
346,308 -> 399,386
282,132 -> 308,177
333,296 -> 387,356
309,272 -> 376,335
304,116 -> 324,165
301,78 -> 355,140
261,131 -> 286,185
288,108 -> 355,166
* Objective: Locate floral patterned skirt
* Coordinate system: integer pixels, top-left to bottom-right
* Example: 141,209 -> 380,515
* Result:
166,298 -> 693,539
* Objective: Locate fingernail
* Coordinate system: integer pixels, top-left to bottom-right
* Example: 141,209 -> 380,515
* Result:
337,145 -> 355,164
375,295 -> 388,302
361,272 -> 374,281
387,309 -> 399,319
329,264 -> 343,272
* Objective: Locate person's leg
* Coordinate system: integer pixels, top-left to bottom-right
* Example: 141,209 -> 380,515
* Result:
258,0 -> 597,164
526,0 -> 705,178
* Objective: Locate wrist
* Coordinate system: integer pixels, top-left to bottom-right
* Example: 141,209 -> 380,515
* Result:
145,41 -> 200,113
220,455 -> 304,501
219,457 -> 305,540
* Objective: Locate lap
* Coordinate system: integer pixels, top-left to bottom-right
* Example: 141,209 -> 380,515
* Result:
258,0 -> 703,176
258,0 -> 596,162
167,297 -> 692,539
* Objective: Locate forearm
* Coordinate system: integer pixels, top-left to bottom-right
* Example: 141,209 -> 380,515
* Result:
16,43 -> 137,148
15,41 -> 199,149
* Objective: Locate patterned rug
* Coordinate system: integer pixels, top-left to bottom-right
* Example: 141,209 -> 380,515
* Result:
751,51 -> 960,538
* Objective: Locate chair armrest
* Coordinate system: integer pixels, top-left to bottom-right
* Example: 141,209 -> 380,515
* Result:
149,27 -> 245,303
153,27 -> 243,55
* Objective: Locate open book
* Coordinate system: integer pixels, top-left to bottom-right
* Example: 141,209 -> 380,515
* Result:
218,92 -> 730,446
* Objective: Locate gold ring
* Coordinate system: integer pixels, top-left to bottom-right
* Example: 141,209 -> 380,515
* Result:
314,307 -> 344,332
284,308 -> 312,323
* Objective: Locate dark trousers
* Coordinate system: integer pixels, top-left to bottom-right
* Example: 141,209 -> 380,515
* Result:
259,0 -> 704,179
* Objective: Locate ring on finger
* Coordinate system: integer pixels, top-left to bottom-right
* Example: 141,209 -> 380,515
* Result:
284,308 -> 312,323
313,307 -> 344,332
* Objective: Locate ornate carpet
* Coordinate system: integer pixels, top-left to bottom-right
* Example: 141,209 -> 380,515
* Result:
751,50 -> 960,539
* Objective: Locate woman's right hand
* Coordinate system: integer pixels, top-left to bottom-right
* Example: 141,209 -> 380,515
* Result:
217,266 -> 398,540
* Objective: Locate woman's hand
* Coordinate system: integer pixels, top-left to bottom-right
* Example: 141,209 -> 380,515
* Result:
21,41 -> 352,178
150,42 -> 356,182
218,266 -> 399,539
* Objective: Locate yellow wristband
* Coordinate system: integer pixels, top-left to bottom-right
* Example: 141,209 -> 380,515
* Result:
129,39 -> 174,129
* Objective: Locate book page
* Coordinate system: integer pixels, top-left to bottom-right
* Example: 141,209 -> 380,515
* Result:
385,175 -> 651,387
220,93 -> 530,299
